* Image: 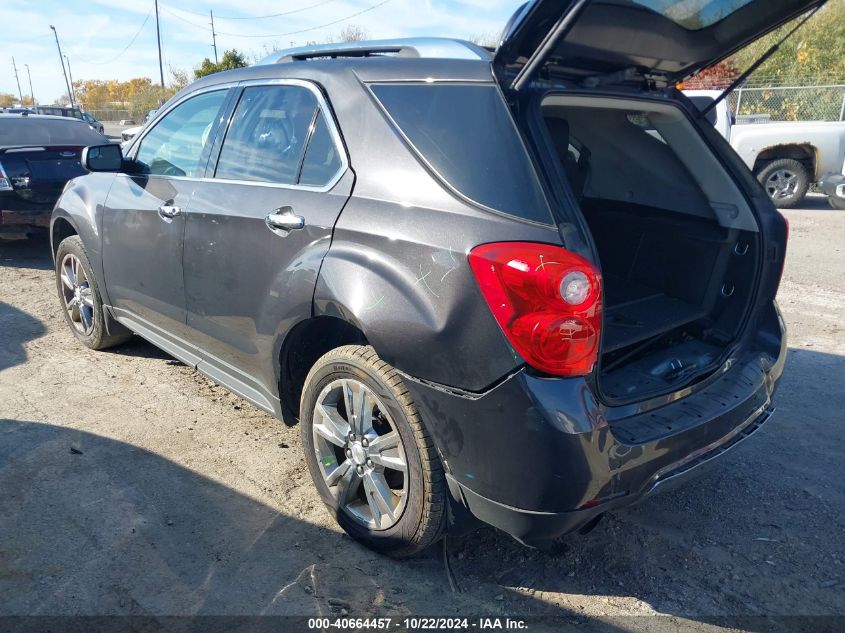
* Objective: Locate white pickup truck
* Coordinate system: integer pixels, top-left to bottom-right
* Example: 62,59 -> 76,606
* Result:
685,89 -> 845,208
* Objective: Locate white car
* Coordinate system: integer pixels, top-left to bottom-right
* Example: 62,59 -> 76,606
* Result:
685,89 -> 845,208
120,109 -> 158,144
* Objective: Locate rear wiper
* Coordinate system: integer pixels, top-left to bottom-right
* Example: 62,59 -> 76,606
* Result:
699,5 -> 823,120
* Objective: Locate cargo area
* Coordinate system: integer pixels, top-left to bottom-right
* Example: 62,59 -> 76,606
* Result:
542,95 -> 761,402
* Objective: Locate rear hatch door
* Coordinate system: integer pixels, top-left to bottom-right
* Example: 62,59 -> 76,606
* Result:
494,0 -> 826,91
0,146 -> 86,205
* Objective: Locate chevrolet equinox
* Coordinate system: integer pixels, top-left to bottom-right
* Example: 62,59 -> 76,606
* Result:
51,0 -> 811,557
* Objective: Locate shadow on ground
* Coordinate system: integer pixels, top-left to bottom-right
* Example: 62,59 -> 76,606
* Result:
0,235 -> 53,271
0,302 -> 46,372
0,418 -> 643,633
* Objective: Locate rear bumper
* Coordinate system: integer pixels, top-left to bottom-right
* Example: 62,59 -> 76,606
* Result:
404,302 -> 787,546
452,406 -> 773,546
0,201 -> 52,237
0,196 -> 53,227
819,174 -> 845,200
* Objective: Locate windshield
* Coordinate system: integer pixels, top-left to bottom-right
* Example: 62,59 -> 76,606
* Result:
0,118 -> 105,146
630,0 -> 754,30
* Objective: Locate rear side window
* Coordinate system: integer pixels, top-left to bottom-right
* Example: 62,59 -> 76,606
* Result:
370,83 -> 552,225
215,85 -> 318,185
299,111 -> 342,187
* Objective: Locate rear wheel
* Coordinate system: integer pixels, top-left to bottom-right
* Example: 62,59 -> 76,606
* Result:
55,235 -> 132,350
756,159 -> 810,209
300,345 -> 447,558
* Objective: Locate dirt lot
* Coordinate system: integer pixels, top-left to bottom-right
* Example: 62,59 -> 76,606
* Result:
1,196 -> 843,630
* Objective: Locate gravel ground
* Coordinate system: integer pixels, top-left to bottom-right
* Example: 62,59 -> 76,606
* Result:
0,195 -> 843,630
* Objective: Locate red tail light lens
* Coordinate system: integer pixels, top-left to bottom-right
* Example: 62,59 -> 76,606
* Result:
469,242 -> 602,377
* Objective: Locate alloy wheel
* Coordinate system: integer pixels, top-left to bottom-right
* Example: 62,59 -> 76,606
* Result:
312,378 -> 409,531
60,253 -> 95,336
765,169 -> 799,201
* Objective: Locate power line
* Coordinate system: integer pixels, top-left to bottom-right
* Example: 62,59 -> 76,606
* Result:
162,0 -> 394,39
75,4 -> 154,65
169,0 -> 340,21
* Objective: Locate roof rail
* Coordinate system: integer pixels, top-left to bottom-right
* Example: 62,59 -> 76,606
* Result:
257,38 -> 492,65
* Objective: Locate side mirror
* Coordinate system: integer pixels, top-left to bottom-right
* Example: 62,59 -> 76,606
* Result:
82,144 -> 123,172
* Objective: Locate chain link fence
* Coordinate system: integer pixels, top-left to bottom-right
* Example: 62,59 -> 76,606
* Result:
726,84 -> 845,122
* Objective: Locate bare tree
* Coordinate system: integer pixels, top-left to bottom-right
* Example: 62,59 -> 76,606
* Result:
334,24 -> 369,43
467,31 -> 501,49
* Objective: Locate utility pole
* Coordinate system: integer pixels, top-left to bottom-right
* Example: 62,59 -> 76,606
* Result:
24,64 -> 35,105
49,25 -> 74,107
11,57 -> 23,104
154,0 -> 165,88
210,10 -> 218,64
64,55 -> 76,108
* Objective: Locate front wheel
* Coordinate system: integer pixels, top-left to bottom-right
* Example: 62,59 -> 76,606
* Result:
55,235 -> 132,350
300,345 -> 447,558
756,159 -> 811,209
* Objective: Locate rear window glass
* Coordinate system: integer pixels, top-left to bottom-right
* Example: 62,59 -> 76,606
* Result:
0,118 -> 104,146
631,0 -> 754,30
370,83 -> 552,225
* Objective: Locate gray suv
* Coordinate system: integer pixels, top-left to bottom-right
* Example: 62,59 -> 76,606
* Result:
51,0 -> 812,557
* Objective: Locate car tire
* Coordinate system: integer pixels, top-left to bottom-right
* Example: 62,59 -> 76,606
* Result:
756,159 -> 811,209
55,235 -> 132,350
300,345 -> 447,558
828,196 -> 845,211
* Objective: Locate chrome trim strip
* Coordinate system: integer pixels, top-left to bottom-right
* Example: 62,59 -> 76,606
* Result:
647,404 -> 773,495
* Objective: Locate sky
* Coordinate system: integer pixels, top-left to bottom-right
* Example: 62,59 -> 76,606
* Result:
1,0 -> 521,104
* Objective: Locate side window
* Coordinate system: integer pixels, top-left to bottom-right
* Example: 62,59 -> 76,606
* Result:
135,90 -> 228,178
299,111 -> 343,187
215,85 -> 317,185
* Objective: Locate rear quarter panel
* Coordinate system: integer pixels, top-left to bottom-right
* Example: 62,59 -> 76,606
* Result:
730,121 -> 845,178
314,69 -> 563,391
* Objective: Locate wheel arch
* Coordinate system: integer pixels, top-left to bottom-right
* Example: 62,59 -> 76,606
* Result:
50,215 -> 78,260
753,143 -> 818,180
277,315 -> 369,425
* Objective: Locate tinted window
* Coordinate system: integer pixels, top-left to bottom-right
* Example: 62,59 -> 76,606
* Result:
0,118 -> 104,145
631,0 -> 753,30
215,85 -> 317,185
371,84 -> 552,224
135,90 -> 227,177
299,111 -> 342,187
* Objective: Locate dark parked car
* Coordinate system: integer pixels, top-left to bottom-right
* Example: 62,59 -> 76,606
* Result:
0,114 -> 106,239
51,0 -> 808,557
81,112 -> 105,135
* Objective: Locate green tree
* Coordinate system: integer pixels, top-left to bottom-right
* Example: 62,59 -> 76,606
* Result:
194,49 -> 249,80
729,0 -> 845,81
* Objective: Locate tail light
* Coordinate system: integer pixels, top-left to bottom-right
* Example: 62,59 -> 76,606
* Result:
468,242 -> 602,377
0,161 -> 12,191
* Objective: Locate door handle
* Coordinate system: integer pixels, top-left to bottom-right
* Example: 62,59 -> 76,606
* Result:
265,207 -> 305,233
158,205 -> 182,220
